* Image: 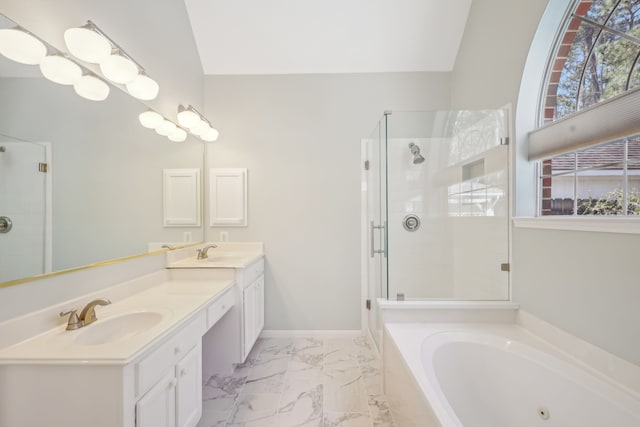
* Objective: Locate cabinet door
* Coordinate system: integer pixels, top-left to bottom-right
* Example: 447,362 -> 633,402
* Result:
243,282 -> 256,355
255,276 -> 265,336
176,344 -> 202,427
136,371 -> 176,427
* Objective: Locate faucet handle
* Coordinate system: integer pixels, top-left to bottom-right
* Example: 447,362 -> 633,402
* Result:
59,310 -> 83,331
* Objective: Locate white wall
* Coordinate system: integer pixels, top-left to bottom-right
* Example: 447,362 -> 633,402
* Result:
451,0 -> 640,365
513,228 -> 640,365
204,72 -> 451,330
450,0 -> 550,109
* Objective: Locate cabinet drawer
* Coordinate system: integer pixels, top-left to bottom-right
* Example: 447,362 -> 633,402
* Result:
136,312 -> 206,397
206,289 -> 234,328
243,258 -> 264,286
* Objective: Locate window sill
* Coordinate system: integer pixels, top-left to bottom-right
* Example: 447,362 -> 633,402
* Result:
512,216 -> 640,234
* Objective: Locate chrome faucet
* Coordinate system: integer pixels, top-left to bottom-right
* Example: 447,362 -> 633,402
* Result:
59,298 -> 111,330
79,298 -> 111,326
196,244 -> 218,260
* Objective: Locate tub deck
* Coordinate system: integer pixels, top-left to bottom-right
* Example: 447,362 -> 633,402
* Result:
383,322 -> 640,427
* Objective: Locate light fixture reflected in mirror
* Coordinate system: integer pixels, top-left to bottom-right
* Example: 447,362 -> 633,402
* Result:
201,127 -> 220,142
0,27 -> 47,64
177,105 -> 200,128
138,110 -> 188,143
39,54 -> 82,85
139,110 -> 164,128
191,119 -> 210,136
156,120 -> 177,137
177,105 -> 219,142
74,74 -> 110,101
168,128 -> 187,142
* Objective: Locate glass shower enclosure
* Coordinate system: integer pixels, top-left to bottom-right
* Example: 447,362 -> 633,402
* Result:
364,110 -> 510,348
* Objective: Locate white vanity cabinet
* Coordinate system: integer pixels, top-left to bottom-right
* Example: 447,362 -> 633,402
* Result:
134,306 -> 207,427
165,245 -> 265,365
236,258 -> 265,362
136,371 -> 176,427
243,275 -> 265,355
0,284 -> 234,427
136,343 -> 201,427
176,344 -> 202,427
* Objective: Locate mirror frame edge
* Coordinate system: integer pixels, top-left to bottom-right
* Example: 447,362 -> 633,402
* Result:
0,242 -> 202,289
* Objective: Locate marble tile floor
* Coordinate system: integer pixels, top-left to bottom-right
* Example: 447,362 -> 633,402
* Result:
197,335 -> 396,427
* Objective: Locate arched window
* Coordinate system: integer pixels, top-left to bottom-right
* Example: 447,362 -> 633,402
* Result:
545,0 -> 640,122
535,0 -> 640,216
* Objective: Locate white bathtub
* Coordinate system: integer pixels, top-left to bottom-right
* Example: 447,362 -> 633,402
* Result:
384,323 -> 640,427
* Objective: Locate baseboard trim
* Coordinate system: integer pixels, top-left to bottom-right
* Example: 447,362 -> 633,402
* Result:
260,329 -> 362,338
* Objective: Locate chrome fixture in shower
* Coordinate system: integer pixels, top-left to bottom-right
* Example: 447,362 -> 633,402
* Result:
0,146 -> 6,152
408,142 -> 425,164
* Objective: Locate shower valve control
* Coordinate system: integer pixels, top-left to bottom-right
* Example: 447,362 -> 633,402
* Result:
0,216 -> 12,234
402,214 -> 421,232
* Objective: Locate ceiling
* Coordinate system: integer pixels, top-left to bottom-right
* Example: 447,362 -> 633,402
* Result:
184,0 -> 473,75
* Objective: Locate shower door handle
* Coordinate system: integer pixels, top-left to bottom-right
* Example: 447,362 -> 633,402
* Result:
370,221 -> 387,258
370,221 -> 375,258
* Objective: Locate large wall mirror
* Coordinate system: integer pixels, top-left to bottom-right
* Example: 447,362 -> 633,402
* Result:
0,14 -> 204,286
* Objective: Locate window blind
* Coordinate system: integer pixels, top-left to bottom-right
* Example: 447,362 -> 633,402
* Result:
528,87 -> 640,161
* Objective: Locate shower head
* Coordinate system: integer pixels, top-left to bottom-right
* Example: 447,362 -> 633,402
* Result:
408,142 -> 425,164
0,146 -> 6,153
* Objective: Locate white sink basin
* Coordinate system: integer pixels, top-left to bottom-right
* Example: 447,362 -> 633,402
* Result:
74,312 -> 163,346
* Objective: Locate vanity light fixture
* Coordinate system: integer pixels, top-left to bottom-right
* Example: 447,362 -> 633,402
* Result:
177,105 -> 219,142
0,27 -> 47,64
64,22 -> 111,63
99,49 -> 138,84
0,24 -> 109,101
64,21 -> 159,100
138,110 -> 187,143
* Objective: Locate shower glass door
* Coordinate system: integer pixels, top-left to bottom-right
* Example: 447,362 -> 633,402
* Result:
364,116 -> 388,350
384,110 -> 510,301
0,141 -> 48,282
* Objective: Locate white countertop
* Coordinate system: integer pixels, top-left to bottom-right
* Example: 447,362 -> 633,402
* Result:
167,252 -> 263,269
0,279 -> 234,365
165,242 -> 264,269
